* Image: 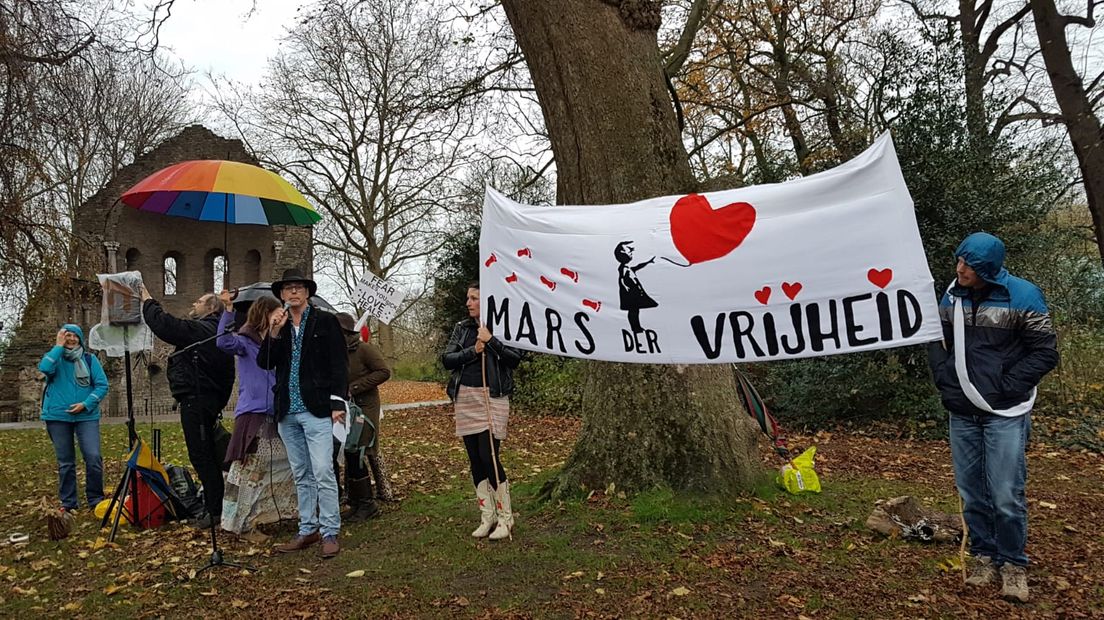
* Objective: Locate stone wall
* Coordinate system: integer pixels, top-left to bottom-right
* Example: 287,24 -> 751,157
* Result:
0,125 -> 314,422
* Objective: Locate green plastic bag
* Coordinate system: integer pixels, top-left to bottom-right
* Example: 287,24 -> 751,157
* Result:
777,446 -> 821,494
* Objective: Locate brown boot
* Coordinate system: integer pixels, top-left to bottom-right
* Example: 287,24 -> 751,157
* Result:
320,535 -> 340,558
276,531 -> 320,553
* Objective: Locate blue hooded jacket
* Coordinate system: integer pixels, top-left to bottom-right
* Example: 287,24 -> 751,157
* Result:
38,324 -> 109,422
928,233 -> 1059,414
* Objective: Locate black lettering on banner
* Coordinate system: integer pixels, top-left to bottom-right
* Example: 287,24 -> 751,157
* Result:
545,308 -> 566,353
622,329 -> 661,354
729,311 -> 765,359
875,291 -> 893,340
573,312 -> 595,355
623,330 -> 645,353
516,302 -> 538,346
760,312 -> 781,356
806,299 -> 841,352
897,290 -> 922,338
842,293 -> 878,347
780,304 -> 805,354
485,295 -> 511,340
690,314 -> 725,360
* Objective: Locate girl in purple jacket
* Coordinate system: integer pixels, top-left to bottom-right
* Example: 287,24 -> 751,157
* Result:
216,293 -> 296,540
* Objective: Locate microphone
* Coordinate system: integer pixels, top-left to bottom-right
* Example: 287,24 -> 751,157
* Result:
282,301 -> 292,312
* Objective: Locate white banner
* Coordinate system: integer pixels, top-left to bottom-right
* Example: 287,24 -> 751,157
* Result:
478,133 -> 942,364
352,272 -> 405,325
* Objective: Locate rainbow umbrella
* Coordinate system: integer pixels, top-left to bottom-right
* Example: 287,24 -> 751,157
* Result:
121,160 -> 320,226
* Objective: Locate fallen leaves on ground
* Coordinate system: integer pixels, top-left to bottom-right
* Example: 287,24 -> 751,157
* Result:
0,383 -> 1100,619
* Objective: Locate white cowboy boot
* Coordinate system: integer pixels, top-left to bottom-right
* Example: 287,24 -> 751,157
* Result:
471,479 -> 496,538
488,481 -> 514,540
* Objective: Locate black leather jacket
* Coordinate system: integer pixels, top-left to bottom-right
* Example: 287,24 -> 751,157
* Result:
441,319 -> 523,400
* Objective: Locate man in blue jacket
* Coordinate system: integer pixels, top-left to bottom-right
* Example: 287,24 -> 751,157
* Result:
929,232 -> 1059,603
39,324 -> 109,513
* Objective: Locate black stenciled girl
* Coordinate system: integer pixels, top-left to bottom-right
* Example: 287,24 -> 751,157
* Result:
614,241 -> 657,333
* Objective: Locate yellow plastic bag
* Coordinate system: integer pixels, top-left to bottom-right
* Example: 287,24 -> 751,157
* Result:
777,446 -> 821,494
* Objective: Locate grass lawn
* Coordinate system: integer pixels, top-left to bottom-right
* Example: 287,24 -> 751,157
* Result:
1,404 -> 1101,618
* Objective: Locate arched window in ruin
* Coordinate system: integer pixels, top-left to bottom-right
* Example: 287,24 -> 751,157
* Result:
125,248 -> 141,271
206,249 -> 227,293
244,249 -> 261,283
163,253 -> 182,296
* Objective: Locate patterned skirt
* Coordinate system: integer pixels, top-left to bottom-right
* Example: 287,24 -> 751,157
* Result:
220,418 -> 297,534
454,385 -> 510,439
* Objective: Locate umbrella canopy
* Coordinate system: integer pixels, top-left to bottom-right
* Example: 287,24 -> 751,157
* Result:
120,160 -> 320,226
230,281 -> 336,313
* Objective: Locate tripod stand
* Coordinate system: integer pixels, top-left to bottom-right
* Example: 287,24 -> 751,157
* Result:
101,326 -> 142,541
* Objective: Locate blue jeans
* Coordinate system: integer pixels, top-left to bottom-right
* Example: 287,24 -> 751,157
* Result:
949,412 -> 1030,567
46,420 -> 104,510
278,411 -> 340,538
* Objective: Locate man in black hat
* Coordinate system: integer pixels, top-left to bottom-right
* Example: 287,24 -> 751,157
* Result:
140,288 -> 234,528
259,268 -> 348,558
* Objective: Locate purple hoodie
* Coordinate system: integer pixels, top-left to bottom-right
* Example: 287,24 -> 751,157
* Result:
217,311 -> 276,416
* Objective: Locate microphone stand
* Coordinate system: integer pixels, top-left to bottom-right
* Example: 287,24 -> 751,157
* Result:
171,322 -> 256,576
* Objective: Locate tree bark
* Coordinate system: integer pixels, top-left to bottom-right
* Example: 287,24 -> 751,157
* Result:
958,0 -> 990,147
1030,0 -> 1104,266
500,0 -> 762,496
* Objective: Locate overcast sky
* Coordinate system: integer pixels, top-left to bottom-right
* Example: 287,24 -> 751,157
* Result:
157,0 -> 301,89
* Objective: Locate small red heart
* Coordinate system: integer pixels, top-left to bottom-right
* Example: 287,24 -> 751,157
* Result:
754,286 -> 771,305
782,281 -> 802,300
868,268 -> 893,289
670,193 -> 756,265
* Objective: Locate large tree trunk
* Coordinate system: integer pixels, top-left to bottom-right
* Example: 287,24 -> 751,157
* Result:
958,0 -> 990,147
1030,0 -> 1104,266
500,0 -> 762,496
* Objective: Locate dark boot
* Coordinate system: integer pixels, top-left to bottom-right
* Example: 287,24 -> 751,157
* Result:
343,477 -> 380,522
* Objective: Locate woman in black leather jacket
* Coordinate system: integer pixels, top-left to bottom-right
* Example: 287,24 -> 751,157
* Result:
441,282 -> 522,540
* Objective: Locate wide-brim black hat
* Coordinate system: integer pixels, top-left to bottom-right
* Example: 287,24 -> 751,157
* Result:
271,268 -> 318,297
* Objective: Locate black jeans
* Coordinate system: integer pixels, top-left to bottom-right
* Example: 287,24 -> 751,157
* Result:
179,397 -> 225,518
463,430 -> 507,489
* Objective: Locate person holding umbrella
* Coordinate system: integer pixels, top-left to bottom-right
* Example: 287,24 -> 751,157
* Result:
141,288 -> 235,528
259,269 -> 348,558
216,291 -> 296,540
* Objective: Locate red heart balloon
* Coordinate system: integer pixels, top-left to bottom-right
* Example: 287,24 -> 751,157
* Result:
782,281 -> 802,300
867,268 -> 893,289
754,286 -> 771,305
669,194 -> 756,265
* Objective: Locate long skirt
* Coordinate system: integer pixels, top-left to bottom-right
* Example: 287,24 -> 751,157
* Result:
220,416 -> 297,534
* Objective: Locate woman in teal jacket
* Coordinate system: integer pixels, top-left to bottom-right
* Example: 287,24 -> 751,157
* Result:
39,324 -> 109,512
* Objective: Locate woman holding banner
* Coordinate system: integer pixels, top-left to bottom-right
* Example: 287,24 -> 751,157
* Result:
216,292 -> 296,541
442,282 -> 523,540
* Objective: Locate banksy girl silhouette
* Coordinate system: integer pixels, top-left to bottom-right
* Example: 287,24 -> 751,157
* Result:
614,241 -> 657,334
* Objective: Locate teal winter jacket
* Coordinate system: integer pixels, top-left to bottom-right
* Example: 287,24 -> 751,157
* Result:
39,324 -> 109,422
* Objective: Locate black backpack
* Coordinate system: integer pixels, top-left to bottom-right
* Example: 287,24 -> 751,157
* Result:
165,464 -> 206,520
